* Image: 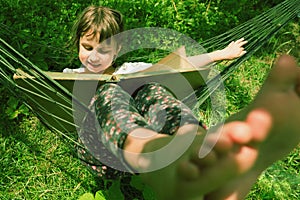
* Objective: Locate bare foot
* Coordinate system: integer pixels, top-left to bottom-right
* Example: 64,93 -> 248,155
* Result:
205,55 -> 300,199
124,125 -> 207,199
126,123 -> 256,200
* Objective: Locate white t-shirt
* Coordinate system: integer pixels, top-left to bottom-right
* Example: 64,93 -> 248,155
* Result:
62,62 -> 152,75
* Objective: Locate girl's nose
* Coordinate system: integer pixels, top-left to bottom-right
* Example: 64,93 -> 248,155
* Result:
88,50 -> 101,63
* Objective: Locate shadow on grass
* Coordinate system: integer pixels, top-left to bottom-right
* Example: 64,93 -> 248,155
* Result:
0,114 -> 106,197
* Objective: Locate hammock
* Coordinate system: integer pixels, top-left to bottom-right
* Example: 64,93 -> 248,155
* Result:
0,0 -> 299,146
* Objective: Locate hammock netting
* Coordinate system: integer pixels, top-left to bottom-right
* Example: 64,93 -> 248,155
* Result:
0,0 -> 299,149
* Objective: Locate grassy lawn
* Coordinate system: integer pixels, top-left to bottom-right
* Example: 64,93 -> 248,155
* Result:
0,4 -> 299,200
1,53 -> 299,200
1,50 -> 299,200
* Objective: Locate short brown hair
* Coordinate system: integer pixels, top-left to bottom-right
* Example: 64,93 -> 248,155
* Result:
71,6 -> 124,51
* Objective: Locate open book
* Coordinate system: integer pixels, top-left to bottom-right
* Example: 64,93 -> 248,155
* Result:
13,47 -> 209,133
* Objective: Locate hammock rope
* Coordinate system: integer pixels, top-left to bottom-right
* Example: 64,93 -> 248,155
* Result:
0,0 -> 299,147
0,44 -> 86,149
182,0 -> 300,107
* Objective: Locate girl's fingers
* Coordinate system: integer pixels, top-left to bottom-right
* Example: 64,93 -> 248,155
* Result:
227,41 -> 235,47
236,38 -> 245,42
230,38 -> 248,46
235,39 -> 248,47
239,40 -> 248,46
241,50 -> 247,55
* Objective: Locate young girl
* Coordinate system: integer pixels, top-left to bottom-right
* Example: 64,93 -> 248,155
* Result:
68,4 -> 245,176
67,6 -> 300,200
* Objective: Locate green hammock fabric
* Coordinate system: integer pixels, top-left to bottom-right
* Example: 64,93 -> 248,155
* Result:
0,0 -> 299,146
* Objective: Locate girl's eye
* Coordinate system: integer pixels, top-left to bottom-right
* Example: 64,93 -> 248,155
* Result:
99,49 -> 112,54
83,45 -> 93,51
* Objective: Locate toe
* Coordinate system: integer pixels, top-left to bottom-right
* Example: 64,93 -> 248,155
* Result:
246,109 -> 272,142
267,55 -> 299,91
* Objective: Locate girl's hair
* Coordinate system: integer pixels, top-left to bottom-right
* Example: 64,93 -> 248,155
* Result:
70,6 -> 124,51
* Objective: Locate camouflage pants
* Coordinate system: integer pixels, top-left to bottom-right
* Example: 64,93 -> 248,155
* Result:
78,82 -> 203,179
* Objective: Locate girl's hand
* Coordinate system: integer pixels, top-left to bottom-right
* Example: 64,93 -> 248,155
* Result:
220,38 -> 248,60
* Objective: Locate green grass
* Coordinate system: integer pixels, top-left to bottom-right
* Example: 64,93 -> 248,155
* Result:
248,147 -> 300,200
0,117 -> 99,199
0,20 -> 299,200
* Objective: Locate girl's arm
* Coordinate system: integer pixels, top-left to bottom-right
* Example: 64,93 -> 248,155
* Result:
187,38 -> 248,68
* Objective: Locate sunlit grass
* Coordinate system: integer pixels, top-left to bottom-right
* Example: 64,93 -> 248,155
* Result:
1,52 -> 299,200
1,53 -> 299,200
0,17 -> 299,200
0,117 -> 98,199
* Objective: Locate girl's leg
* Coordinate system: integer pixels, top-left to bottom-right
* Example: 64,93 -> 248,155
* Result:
127,83 -> 208,199
133,82 -> 205,135
78,83 -> 156,178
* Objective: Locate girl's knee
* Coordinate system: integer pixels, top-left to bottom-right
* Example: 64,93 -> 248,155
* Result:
94,83 -> 132,108
97,83 -> 121,95
135,82 -> 173,98
144,82 -> 166,91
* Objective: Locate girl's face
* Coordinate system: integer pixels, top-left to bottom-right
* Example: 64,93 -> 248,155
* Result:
79,31 -> 119,73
